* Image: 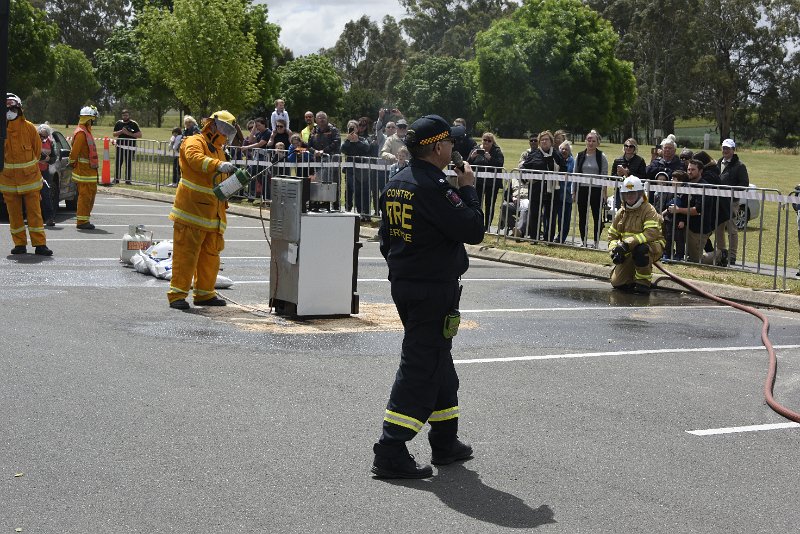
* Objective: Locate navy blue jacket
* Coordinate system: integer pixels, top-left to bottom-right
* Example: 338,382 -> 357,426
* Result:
379,158 -> 485,281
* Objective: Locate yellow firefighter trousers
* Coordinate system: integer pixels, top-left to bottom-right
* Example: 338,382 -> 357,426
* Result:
611,242 -> 663,287
76,182 -> 97,225
3,191 -> 46,247
167,220 -> 224,303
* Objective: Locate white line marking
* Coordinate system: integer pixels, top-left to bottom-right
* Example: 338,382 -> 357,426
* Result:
686,422 -> 800,435
461,305 -> 727,313
453,344 -> 800,364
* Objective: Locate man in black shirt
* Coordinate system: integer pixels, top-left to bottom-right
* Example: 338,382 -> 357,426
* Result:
112,109 -> 142,184
371,115 -> 485,479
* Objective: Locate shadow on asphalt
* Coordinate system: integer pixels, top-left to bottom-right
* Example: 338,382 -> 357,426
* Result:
382,463 -> 556,529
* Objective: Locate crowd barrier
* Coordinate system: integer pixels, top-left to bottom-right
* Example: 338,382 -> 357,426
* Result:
88,138 -> 800,286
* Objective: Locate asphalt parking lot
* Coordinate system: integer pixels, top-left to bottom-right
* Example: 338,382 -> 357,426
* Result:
3,191 -> 800,533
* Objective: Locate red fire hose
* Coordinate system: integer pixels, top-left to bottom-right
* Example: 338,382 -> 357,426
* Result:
654,262 -> 800,423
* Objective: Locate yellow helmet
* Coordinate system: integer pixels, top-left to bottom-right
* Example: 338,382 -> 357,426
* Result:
210,110 -> 236,141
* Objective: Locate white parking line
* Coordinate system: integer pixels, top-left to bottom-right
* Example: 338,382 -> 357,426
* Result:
686,422 -> 800,436
453,344 -> 800,365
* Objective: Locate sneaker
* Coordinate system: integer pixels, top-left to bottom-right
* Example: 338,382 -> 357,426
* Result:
716,249 -> 729,267
45,219 -> 55,227
34,245 -> 53,256
76,222 -> 95,230
371,444 -> 433,479
430,439 -> 474,466
194,296 -> 226,306
169,299 -> 190,310
10,245 -> 27,254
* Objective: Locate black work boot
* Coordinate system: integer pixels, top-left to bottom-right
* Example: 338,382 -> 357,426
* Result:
194,296 -> 226,306
34,245 -> 53,256
429,418 -> 474,466
10,245 -> 27,254
371,443 -> 433,479
76,222 -> 95,230
632,283 -> 651,295
169,299 -> 190,310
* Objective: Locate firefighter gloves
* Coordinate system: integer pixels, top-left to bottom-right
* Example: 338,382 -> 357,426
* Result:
611,243 -> 628,265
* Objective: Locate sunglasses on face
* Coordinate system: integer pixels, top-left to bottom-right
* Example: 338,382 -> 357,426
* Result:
277,125 -> 285,129
624,144 -> 635,149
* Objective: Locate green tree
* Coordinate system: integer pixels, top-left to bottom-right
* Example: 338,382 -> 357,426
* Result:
8,0 -> 58,99
44,44 -> 100,126
759,53 -> 800,148
94,26 -> 178,126
687,0 -> 800,142
588,0 -> 696,141
395,56 -> 478,125
45,0 -> 131,64
400,0 -> 517,59
475,0 -> 636,137
137,0 -> 261,117
277,55 -> 344,126
94,27 -> 147,101
241,3 -> 282,106
325,15 -> 407,103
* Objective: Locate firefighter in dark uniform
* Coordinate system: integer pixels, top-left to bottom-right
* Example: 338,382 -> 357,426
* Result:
371,115 -> 485,479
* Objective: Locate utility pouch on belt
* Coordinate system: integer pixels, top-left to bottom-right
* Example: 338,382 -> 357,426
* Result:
442,285 -> 463,339
443,311 -> 461,339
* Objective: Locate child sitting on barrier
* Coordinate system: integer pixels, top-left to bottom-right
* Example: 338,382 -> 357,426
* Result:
608,176 -> 665,294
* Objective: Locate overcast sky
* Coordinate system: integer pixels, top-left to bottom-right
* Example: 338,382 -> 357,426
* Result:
262,0 -> 409,57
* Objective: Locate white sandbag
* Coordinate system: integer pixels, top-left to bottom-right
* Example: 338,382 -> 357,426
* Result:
215,275 -> 234,289
151,257 -> 173,279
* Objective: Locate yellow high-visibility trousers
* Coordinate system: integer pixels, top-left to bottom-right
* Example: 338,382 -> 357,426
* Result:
167,220 -> 224,303
3,191 -> 46,247
75,181 -> 97,225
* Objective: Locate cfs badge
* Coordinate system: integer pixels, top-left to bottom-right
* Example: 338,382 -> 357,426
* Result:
445,188 -> 464,208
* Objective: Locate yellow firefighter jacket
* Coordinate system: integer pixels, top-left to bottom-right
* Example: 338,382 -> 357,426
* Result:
169,123 -> 229,233
69,124 -> 99,183
608,197 -> 665,250
0,115 -> 43,194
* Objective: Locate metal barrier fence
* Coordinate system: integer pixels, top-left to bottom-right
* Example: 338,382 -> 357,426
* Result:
487,169 -> 800,289
95,139 -> 800,286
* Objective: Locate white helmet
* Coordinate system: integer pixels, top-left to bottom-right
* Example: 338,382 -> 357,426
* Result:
146,240 -> 173,260
6,92 -> 22,108
621,176 -> 644,192
79,105 -> 99,118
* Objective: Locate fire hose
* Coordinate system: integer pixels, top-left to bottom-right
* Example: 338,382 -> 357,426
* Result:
654,261 -> 800,423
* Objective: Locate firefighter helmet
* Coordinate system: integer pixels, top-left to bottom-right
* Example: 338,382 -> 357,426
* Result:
211,110 -> 237,140
621,176 -> 644,192
79,105 -> 99,118
6,93 -> 22,108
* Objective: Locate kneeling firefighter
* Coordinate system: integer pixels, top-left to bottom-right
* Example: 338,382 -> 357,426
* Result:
1,93 -> 52,255
608,176 -> 665,294
167,110 -> 238,310
69,105 -> 100,230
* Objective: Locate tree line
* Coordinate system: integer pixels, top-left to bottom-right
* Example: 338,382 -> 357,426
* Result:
11,0 -> 800,147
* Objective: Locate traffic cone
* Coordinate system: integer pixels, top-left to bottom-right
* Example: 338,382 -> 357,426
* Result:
100,137 -> 112,186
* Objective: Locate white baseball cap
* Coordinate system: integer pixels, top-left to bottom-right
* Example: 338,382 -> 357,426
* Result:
721,138 -> 736,149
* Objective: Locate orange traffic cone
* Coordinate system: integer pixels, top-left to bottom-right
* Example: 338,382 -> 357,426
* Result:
100,137 -> 112,186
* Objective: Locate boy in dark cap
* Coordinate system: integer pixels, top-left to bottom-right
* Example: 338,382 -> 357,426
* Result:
371,115 -> 485,479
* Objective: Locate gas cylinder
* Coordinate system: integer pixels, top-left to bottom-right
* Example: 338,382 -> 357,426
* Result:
120,224 -> 154,264
213,168 -> 252,200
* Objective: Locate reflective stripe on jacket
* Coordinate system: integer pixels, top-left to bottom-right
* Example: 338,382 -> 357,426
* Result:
608,198 -> 665,250
169,128 -> 228,233
69,125 -> 99,183
0,116 -> 43,194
